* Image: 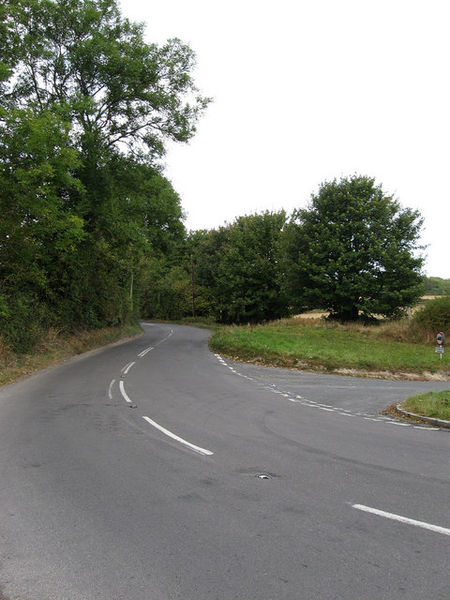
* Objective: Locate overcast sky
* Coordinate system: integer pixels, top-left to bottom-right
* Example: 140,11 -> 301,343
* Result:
119,0 -> 449,278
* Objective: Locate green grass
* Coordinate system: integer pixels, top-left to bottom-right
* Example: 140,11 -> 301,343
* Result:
209,319 -> 450,377
0,323 -> 142,386
402,390 -> 450,420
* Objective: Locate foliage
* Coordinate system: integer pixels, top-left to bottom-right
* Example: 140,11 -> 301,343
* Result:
193,212 -> 290,323
423,277 -> 450,296
4,0 -> 209,157
282,175 -> 425,321
0,0 -> 207,351
0,108 -> 85,351
412,295 -> 450,333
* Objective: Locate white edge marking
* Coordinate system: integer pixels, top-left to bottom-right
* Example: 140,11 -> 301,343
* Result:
119,380 -> 132,404
108,379 -> 115,400
142,416 -> 213,456
123,361 -> 136,375
352,504 -> 450,536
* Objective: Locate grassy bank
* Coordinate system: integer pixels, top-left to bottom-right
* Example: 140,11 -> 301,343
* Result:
209,319 -> 449,379
0,323 -> 142,387
402,390 -> 450,420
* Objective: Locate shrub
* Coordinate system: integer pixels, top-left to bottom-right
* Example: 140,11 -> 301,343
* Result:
412,295 -> 450,337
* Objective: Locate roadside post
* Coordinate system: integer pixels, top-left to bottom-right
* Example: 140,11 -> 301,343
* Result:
435,331 -> 445,360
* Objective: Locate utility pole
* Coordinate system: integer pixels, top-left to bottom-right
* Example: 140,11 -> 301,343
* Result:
190,253 -> 195,317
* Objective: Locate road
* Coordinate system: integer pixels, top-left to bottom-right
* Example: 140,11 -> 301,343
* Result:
0,322 -> 449,599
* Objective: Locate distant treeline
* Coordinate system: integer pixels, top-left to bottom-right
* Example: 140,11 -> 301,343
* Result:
143,176 -> 426,325
423,277 -> 450,296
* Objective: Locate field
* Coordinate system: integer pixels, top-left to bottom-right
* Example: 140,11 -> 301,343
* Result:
210,318 -> 449,380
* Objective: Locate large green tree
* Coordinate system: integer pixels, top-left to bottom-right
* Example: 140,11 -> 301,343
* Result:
282,176 -> 424,321
1,0 -> 208,348
193,212 -> 289,323
4,0 -> 208,156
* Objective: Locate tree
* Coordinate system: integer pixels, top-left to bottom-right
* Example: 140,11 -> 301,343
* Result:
423,277 -> 450,296
0,0 -> 208,348
282,176 -> 425,321
0,108 -> 85,350
194,212 -> 289,323
4,0 -> 209,158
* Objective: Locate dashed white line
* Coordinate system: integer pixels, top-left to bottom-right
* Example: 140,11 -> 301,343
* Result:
138,346 -> 154,358
119,380 -> 133,404
122,361 -> 136,375
212,353 -> 439,432
108,379 -> 115,400
142,416 -> 213,456
352,504 -> 450,537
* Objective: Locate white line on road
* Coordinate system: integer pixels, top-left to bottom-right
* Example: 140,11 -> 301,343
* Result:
352,504 -> 450,536
138,346 -> 154,358
108,379 -> 115,400
119,380 -> 133,404
122,361 -> 136,375
142,416 -> 214,456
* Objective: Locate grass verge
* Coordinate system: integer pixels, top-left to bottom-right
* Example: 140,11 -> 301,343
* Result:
209,319 -> 449,380
401,390 -> 450,421
0,323 -> 142,387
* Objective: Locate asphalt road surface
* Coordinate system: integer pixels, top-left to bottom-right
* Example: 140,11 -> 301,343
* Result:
0,322 -> 449,600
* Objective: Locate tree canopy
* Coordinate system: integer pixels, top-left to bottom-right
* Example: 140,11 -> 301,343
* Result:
0,0 -> 209,351
282,175 -> 425,321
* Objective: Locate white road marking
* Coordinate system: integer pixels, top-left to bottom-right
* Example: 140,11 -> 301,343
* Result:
138,346 -> 154,358
119,380 -> 133,404
153,329 -> 174,348
212,352 -> 440,433
142,416 -> 213,456
122,361 -> 136,375
108,379 -> 115,400
352,504 -> 450,537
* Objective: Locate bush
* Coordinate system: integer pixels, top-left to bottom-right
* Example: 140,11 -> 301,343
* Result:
412,295 -> 450,335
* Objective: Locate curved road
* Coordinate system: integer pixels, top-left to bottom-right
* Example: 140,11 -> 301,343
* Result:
0,323 -> 449,599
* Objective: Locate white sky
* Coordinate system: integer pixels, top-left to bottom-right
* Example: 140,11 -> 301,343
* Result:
120,0 -> 450,278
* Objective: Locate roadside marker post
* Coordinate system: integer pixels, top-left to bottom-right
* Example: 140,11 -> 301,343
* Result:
435,331 -> 445,360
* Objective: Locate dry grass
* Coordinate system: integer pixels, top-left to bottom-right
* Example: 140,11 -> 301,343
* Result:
0,324 -> 142,386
